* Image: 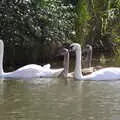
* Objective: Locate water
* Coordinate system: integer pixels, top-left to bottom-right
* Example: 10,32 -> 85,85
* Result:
1,56 -> 120,120
0,78 -> 120,120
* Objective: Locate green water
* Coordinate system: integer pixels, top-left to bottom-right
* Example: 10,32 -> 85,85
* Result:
0,55 -> 120,120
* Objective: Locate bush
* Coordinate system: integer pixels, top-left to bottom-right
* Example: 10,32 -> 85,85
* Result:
0,0 -> 75,70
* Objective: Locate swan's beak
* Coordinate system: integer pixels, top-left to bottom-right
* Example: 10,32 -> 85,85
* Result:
68,46 -> 73,52
56,48 -> 69,56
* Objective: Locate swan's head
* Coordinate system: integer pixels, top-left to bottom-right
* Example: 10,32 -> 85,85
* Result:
82,44 -> 92,56
57,48 -> 69,56
86,44 -> 92,51
69,43 -> 81,52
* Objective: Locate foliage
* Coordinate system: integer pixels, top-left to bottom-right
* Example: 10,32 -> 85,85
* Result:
75,0 -> 120,53
0,0 -> 120,69
0,0 -> 75,69
75,0 -> 90,45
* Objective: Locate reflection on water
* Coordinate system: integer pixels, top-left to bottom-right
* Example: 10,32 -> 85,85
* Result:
0,55 -> 120,120
0,78 -> 120,120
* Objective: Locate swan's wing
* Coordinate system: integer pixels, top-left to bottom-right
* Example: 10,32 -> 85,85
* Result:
17,64 -> 51,72
37,68 -> 64,77
4,64 -> 63,78
88,67 -> 120,80
4,67 -> 41,78
43,64 -> 51,69
15,66 -> 63,78
16,64 -> 43,71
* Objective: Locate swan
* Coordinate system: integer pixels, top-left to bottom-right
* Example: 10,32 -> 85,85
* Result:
82,44 -> 102,72
0,40 -> 64,78
57,48 -> 70,77
70,43 -> 120,80
83,44 -> 92,68
58,47 -> 94,78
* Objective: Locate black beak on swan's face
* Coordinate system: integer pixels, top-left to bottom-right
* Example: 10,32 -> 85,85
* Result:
57,48 -> 69,56
68,45 -> 75,53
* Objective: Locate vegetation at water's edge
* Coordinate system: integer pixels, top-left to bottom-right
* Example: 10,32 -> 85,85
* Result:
0,0 -> 120,69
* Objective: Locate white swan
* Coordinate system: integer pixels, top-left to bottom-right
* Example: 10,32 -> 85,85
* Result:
58,48 -> 94,78
70,43 -> 120,80
0,40 -> 63,78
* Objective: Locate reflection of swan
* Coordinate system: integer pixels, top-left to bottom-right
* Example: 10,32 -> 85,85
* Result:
58,48 -> 94,78
0,40 -> 63,78
70,43 -> 120,80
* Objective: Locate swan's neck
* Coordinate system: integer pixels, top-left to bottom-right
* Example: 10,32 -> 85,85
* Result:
87,48 -> 92,67
63,52 -> 69,77
74,48 -> 83,79
0,41 -> 4,75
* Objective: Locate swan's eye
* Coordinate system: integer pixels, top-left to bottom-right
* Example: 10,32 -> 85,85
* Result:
69,45 -> 76,52
70,46 -> 73,49
86,44 -> 90,48
69,46 -> 73,51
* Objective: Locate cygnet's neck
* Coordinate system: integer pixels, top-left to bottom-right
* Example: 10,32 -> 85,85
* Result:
74,47 -> 83,79
63,52 -> 69,77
